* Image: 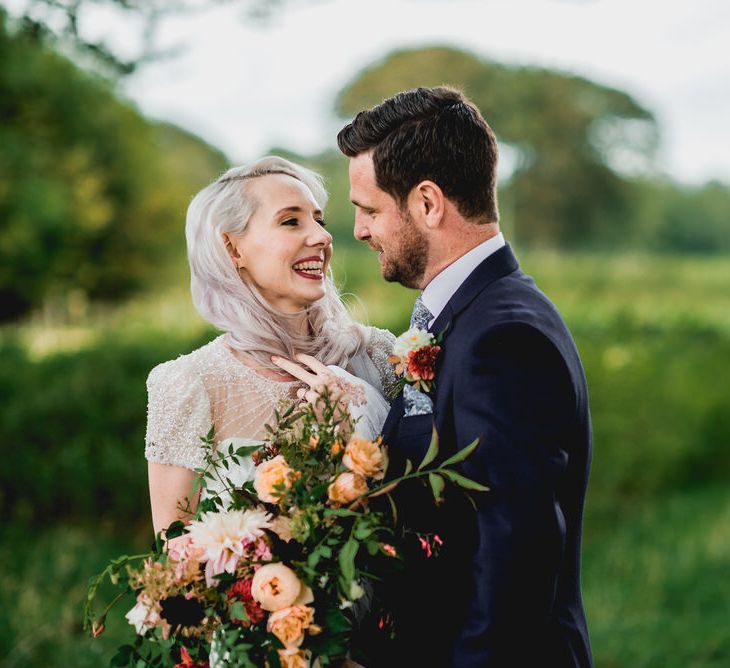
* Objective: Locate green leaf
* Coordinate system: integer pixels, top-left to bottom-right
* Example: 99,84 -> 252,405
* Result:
338,538 -> 358,590
441,437 -> 481,467
235,444 -> 263,457
164,520 -> 185,540
442,470 -> 490,492
418,425 -> 439,471
111,645 -> 134,666
404,458 -> 413,476
229,600 -> 247,621
385,492 -> 398,524
429,472 -> 445,505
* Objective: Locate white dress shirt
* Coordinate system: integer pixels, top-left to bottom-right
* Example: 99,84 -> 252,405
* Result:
421,233 -> 506,327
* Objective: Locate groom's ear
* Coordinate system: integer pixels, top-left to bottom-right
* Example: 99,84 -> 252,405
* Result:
409,180 -> 445,230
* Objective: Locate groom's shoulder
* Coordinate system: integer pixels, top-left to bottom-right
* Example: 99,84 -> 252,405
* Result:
470,268 -> 565,329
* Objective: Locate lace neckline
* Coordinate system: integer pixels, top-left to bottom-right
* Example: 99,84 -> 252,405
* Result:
212,336 -> 300,388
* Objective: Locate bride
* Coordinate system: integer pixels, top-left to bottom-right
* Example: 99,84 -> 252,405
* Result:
145,156 -> 396,536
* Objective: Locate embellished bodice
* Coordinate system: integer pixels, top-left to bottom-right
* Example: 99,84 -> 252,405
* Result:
144,327 -> 396,472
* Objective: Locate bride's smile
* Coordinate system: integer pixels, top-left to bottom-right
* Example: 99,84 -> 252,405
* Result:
224,172 -> 333,314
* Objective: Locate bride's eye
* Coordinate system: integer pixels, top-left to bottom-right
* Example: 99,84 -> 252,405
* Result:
316,219 -> 327,227
282,218 -> 298,226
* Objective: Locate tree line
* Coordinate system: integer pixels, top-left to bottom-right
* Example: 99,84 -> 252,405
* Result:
1,15 -> 728,321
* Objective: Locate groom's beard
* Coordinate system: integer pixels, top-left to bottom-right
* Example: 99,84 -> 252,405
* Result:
382,210 -> 428,289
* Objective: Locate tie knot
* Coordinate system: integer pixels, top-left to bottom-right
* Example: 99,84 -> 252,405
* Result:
410,295 -> 432,330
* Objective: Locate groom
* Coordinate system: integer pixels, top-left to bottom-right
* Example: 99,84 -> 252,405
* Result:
338,87 -> 593,667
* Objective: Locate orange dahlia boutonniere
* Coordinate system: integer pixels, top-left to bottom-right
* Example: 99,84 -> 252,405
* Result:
388,327 -> 442,395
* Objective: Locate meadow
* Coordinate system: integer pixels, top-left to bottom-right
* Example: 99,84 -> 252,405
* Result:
1,247 -> 729,667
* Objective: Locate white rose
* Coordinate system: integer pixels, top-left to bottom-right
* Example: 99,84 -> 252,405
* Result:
392,328 -> 434,357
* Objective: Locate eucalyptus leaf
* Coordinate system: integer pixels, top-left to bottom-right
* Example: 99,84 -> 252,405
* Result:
418,426 -> 439,471
429,472 -> 445,505
441,437 -> 481,467
443,470 -> 490,491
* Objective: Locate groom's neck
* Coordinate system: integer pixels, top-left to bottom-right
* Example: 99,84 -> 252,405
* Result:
419,222 -> 501,289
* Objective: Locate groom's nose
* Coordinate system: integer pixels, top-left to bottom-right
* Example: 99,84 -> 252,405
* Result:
353,210 -> 370,241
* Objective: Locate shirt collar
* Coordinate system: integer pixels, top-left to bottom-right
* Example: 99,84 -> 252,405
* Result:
421,232 -> 505,326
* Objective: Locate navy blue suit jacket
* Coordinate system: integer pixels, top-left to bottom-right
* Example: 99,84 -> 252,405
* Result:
353,245 -> 593,667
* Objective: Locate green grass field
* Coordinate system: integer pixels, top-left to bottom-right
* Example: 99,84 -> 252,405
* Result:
2,248 -> 729,666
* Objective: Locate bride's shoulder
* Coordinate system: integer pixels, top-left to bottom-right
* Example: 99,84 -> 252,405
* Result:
364,326 -> 396,358
147,336 -> 224,389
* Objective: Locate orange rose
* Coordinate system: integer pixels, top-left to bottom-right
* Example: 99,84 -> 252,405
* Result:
267,604 -> 315,648
278,648 -> 311,668
253,455 -> 296,504
342,434 -> 385,480
327,471 -> 368,505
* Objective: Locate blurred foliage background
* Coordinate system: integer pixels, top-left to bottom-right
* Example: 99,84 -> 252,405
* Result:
1,3 -> 730,667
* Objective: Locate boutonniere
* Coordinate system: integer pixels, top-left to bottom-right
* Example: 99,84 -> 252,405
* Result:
388,326 -> 447,398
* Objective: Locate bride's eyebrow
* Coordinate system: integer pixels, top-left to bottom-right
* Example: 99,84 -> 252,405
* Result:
274,206 -> 323,217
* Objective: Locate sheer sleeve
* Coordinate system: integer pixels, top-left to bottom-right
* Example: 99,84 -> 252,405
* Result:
145,357 -> 212,471
365,326 -> 398,398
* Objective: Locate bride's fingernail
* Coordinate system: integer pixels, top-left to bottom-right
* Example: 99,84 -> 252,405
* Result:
271,355 -> 279,362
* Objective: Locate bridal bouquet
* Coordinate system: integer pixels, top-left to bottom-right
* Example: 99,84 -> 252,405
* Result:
85,386 -> 487,667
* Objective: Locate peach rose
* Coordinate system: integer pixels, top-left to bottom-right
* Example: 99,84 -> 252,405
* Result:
253,455 -> 296,504
342,434 -> 385,480
278,648 -> 311,668
269,515 -> 293,543
267,604 -> 315,648
327,471 -> 368,505
250,563 -> 313,612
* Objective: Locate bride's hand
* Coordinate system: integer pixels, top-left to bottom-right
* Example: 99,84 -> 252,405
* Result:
270,353 -> 337,404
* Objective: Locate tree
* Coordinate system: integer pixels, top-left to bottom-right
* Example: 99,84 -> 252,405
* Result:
0,9 -> 228,320
336,46 -> 659,247
5,0 -> 325,76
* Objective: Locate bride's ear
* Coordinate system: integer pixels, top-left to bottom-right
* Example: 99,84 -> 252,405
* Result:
223,232 -> 245,268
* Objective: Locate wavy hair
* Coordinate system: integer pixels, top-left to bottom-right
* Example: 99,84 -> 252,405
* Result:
186,156 -> 366,370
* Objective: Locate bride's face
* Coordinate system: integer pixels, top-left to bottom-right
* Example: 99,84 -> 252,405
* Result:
226,173 -> 333,313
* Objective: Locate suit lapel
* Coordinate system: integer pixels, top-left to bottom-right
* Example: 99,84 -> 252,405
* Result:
382,245 -> 520,441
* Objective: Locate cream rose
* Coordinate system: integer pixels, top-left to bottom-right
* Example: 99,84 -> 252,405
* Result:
251,563 -> 313,612
392,327 -> 435,357
342,434 -> 385,480
327,471 -> 368,505
267,604 -> 315,648
253,455 -> 296,504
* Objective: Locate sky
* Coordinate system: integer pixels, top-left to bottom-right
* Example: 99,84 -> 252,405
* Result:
17,0 -> 730,184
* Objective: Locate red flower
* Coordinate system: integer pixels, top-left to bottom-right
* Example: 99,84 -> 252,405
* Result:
406,345 -> 440,381
174,646 -> 208,668
227,578 -> 265,626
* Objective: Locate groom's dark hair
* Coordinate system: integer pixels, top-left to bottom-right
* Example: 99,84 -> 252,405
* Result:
337,86 -> 499,224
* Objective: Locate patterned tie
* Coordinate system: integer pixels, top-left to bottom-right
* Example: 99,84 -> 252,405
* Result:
410,294 -> 432,330
404,294 -> 435,416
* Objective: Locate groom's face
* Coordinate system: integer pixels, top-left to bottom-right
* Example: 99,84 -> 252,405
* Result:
349,153 -> 428,289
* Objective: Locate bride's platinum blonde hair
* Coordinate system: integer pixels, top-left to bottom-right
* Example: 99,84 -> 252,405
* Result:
186,156 -> 366,370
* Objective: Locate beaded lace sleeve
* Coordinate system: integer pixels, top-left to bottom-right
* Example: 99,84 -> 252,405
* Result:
366,326 -> 398,398
145,357 -> 212,471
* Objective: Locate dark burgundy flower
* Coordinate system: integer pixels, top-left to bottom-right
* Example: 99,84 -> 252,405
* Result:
407,345 -> 440,381
159,595 -> 205,629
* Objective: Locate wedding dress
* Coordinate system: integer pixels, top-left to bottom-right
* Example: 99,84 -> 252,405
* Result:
144,327 -> 396,499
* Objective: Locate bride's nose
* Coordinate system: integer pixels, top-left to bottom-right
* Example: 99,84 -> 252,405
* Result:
307,220 -> 333,247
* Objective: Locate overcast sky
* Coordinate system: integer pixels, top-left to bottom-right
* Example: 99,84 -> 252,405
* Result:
18,0 -> 730,184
